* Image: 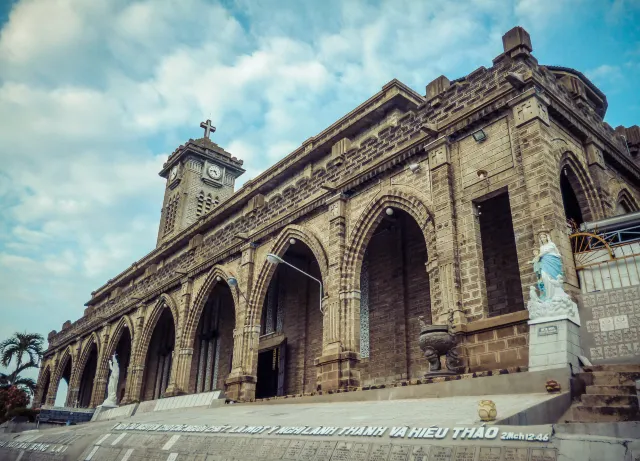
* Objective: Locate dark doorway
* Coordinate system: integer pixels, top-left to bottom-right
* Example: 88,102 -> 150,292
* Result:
141,308 -> 176,401
478,192 -> 524,317
256,242 -> 322,395
358,208 -> 431,384
77,344 -> 98,407
561,173 -> 584,227
255,343 -> 285,399
190,283 -> 235,393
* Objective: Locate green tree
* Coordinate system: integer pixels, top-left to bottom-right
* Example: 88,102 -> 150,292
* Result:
0,333 -> 44,395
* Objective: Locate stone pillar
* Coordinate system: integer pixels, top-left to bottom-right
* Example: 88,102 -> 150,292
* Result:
585,137 -> 612,217
509,89 -> 580,289
65,340 -> 83,407
123,307 -> 145,403
225,242 -> 258,402
165,277 -> 194,396
428,138 -> 464,327
316,193 -> 360,392
89,324 -> 111,408
44,352 -> 60,407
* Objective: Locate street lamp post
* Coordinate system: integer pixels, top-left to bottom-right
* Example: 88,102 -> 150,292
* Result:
266,253 -> 325,314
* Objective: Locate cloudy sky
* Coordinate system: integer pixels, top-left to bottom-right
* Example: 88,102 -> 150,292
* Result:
0,0 -> 639,394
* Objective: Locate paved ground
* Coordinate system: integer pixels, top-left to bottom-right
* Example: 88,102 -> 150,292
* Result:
1,394 -> 637,460
103,393 -> 557,428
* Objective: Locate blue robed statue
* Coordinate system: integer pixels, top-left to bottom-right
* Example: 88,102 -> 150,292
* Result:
527,231 -> 579,324
531,232 -> 563,301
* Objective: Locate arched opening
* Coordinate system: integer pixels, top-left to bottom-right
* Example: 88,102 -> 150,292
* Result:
560,173 -> 584,227
358,208 -> 431,384
255,241 -> 323,399
616,190 -> 637,216
77,343 -> 98,407
54,358 -> 72,407
112,327 -> 132,404
616,200 -> 632,216
141,308 -> 176,401
39,368 -> 51,407
189,283 -> 235,393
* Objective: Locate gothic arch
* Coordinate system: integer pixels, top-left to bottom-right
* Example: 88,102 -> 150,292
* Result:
134,293 -> 179,369
558,150 -> 603,222
48,346 -> 73,406
617,189 -> 639,214
248,224 -> 330,325
72,332 -> 101,385
105,315 -> 135,360
35,363 -> 52,407
182,265 -> 239,350
341,188 -> 436,293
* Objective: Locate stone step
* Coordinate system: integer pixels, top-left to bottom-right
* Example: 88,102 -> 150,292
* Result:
578,371 -> 640,386
583,364 -> 640,373
572,405 -> 640,423
585,385 -> 637,395
581,394 -> 639,407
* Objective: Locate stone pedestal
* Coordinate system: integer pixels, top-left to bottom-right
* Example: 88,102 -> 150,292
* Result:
528,315 -> 582,372
90,404 -> 117,422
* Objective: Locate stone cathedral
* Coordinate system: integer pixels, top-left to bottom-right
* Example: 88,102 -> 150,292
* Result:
35,26 -> 640,408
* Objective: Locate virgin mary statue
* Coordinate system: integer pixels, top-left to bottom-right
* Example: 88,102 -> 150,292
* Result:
527,232 -> 580,324
536,232 -> 563,301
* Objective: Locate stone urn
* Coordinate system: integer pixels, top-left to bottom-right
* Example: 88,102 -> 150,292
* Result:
418,316 -> 462,376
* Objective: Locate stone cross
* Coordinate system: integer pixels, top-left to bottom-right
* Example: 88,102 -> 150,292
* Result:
200,119 -> 216,139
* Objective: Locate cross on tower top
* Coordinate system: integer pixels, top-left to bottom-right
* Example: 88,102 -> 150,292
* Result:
200,119 -> 216,140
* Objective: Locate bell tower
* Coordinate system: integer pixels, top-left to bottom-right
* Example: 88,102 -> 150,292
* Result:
156,120 -> 245,246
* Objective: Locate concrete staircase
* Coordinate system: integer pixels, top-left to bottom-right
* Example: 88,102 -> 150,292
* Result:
566,364 -> 640,423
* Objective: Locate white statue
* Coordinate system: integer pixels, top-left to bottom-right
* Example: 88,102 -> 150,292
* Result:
102,354 -> 119,407
527,232 -> 580,325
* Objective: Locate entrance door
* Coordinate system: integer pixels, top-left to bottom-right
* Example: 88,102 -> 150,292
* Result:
256,341 -> 286,399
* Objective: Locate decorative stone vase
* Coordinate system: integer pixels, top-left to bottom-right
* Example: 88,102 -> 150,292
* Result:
478,400 -> 497,422
418,317 -> 462,376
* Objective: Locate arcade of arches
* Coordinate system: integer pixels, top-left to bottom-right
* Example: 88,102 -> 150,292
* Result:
37,160 -> 640,406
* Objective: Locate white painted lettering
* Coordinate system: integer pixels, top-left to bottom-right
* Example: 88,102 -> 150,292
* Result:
389,427 -> 407,438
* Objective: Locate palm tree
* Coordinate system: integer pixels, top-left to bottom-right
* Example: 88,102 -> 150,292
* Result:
0,333 -> 44,395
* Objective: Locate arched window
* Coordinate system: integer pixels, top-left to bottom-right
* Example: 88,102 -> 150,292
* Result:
163,195 -> 179,235
616,190 -> 638,216
196,192 -> 219,218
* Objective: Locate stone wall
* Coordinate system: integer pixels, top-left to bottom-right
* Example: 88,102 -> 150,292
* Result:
578,286 -> 640,364
460,313 -> 530,371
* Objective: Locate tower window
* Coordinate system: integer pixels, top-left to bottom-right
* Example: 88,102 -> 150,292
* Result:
163,195 -> 179,235
196,191 -> 219,218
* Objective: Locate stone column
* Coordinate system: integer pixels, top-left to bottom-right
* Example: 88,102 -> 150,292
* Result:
65,340 -> 83,407
585,137 -> 612,217
165,276 -> 193,396
509,89 -> 580,289
123,307 -> 145,403
316,193 -> 359,392
89,324 -> 111,408
428,138 -> 465,327
225,242 -> 258,402
44,354 -> 60,407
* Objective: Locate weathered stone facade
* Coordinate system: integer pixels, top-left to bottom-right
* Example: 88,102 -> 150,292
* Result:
35,26 -> 640,406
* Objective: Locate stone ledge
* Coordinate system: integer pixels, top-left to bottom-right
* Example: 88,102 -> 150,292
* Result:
249,366 -> 532,404
458,310 -> 529,334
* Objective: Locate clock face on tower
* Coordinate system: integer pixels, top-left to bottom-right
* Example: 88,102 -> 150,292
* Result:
170,166 -> 178,180
207,164 -> 222,180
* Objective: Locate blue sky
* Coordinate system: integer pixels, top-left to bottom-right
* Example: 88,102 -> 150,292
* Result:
0,0 -> 639,400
